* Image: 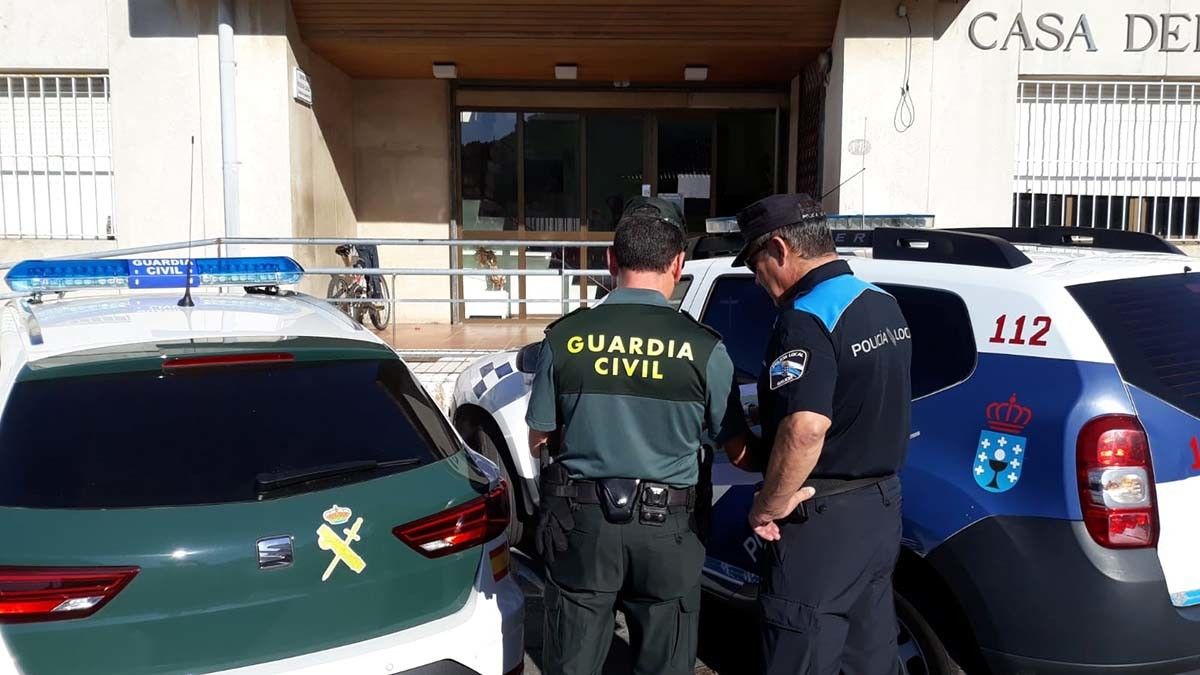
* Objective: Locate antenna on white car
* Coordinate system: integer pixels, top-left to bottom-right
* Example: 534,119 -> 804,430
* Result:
178,136 -> 197,308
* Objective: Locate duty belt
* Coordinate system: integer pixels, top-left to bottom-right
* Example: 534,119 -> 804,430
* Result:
546,479 -> 695,508
804,475 -> 894,498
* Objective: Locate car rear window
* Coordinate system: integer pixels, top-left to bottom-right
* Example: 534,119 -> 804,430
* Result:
0,358 -> 457,508
1069,272 -> 1200,418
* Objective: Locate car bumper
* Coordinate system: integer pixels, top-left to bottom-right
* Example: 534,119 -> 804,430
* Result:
928,516 -> 1200,674
212,539 -> 525,675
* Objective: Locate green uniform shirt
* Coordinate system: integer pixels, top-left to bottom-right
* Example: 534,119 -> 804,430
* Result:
525,287 -> 746,487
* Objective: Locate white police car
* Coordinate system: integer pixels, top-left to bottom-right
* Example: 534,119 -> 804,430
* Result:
0,257 -> 523,675
450,226 -> 1200,674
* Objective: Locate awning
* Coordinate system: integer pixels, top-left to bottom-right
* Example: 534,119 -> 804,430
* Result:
292,0 -> 839,83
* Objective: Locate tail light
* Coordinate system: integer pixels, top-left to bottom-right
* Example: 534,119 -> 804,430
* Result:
0,566 -> 139,623
1077,415 -> 1157,548
393,482 -> 510,558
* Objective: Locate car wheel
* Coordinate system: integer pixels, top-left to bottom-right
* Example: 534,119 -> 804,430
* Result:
471,425 -> 526,548
895,591 -> 965,675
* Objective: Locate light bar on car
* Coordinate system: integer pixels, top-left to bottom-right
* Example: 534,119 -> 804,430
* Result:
4,257 -> 304,292
704,214 -> 935,234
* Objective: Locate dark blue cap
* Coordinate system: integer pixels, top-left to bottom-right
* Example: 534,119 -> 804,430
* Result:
732,193 -> 826,266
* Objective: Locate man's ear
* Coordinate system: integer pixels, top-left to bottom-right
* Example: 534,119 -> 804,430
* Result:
671,251 -> 686,281
606,247 -> 620,277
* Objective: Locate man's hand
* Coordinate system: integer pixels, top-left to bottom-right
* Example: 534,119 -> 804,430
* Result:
749,486 -> 816,541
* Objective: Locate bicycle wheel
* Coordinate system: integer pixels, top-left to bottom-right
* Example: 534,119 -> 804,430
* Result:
326,276 -> 354,318
368,276 -> 391,331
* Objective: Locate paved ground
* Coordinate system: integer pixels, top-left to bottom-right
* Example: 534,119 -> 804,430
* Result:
511,552 -> 764,675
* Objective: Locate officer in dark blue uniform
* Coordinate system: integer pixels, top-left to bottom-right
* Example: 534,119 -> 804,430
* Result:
732,194 -> 912,675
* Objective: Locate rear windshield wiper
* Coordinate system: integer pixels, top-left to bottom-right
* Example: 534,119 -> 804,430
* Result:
255,458 -> 421,494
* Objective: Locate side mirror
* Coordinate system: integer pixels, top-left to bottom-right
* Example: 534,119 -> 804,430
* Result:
516,341 -> 543,374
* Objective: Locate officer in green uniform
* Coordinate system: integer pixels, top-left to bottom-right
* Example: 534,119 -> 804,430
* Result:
525,198 -> 751,675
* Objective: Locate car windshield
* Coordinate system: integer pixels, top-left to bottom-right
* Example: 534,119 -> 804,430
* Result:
0,358 -> 457,508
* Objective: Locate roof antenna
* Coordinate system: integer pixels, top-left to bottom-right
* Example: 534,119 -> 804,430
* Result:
179,135 -> 196,308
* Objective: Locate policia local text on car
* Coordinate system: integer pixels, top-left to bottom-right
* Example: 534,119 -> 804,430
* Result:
524,197 -> 775,675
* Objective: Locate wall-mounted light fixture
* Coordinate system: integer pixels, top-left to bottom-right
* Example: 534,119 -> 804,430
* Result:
432,63 -> 458,79
555,64 -> 578,80
684,65 -> 708,81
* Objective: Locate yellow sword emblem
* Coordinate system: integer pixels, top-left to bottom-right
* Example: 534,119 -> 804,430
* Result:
317,516 -> 366,581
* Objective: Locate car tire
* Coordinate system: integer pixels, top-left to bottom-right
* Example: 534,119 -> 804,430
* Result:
895,590 -> 966,675
472,424 -> 526,548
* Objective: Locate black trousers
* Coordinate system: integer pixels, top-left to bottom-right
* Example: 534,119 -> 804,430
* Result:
542,502 -> 705,675
758,476 -> 903,675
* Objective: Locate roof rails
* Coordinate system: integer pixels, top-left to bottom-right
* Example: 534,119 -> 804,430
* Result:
685,232 -> 743,260
687,227 -> 1034,269
871,228 -> 1032,269
948,226 -> 1184,254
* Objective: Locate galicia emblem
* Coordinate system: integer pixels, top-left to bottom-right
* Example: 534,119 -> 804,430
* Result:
769,349 -> 808,390
973,393 -> 1032,493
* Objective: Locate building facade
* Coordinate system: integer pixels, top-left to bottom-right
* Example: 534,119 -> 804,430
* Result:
1,0 -> 1197,323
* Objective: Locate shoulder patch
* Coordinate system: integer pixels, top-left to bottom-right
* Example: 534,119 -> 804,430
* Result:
769,349 -> 809,390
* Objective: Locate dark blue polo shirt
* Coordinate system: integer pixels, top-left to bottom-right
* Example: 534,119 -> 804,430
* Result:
757,259 -> 913,479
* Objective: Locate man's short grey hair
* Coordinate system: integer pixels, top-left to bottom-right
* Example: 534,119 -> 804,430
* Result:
748,219 -> 835,260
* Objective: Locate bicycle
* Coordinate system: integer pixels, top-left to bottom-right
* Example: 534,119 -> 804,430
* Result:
326,244 -> 391,331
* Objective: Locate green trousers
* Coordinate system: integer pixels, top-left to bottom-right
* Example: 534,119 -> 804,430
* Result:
542,501 -> 705,675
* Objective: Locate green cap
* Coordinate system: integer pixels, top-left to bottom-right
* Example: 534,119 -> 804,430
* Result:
620,196 -> 686,231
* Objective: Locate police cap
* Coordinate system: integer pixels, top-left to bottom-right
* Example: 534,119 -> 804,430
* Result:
620,196 -> 686,232
732,193 -> 826,267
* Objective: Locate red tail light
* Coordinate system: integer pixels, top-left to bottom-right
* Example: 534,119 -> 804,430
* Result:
393,482 -> 510,558
0,566 -> 139,623
162,352 -> 294,370
1077,415 -> 1157,548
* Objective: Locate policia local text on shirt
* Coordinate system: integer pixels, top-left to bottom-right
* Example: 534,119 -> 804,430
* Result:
733,193 -> 913,675
524,197 -> 770,675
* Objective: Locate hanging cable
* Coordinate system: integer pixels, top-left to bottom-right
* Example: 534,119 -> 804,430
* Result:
894,11 -> 916,133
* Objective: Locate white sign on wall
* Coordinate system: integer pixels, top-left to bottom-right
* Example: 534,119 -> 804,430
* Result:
293,67 -> 313,106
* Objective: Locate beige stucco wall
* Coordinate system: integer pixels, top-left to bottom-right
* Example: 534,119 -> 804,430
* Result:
824,0 -> 1200,231
0,0 -> 109,71
285,5 -> 356,299
353,79 -> 453,324
2,0 -> 295,264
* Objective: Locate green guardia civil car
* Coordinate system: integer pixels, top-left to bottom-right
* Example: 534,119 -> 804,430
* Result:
0,257 -> 523,675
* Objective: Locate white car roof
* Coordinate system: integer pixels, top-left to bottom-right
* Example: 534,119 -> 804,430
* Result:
685,245 -> 1194,287
5,291 -> 379,363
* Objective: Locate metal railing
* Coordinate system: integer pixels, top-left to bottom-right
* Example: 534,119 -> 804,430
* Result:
0,236 -> 617,343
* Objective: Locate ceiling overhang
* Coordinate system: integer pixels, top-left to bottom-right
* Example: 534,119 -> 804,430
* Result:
292,1 -> 839,84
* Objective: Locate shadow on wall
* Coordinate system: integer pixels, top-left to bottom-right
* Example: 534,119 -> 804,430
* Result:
128,0 -> 285,38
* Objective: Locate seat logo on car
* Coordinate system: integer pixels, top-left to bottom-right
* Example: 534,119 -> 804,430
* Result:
973,393 -> 1033,493
317,505 -> 367,581
257,535 -> 294,570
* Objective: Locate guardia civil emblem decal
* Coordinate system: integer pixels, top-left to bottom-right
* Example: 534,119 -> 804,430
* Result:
972,393 -> 1032,493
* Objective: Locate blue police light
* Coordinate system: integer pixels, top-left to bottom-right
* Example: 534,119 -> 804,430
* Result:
5,257 -> 304,292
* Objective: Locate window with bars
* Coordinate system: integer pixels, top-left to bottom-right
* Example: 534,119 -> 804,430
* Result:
0,74 -> 114,240
1012,80 -> 1200,240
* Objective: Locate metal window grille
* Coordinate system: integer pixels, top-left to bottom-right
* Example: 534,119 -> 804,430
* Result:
1013,80 -> 1200,241
0,74 -> 114,240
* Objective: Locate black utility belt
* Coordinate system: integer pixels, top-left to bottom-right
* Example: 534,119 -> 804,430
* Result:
784,474 -> 896,523
546,478 -> 694,526
804,474 -> 894,498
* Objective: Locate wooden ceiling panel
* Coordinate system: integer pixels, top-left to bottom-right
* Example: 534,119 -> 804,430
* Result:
292,0 -> 837,83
